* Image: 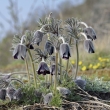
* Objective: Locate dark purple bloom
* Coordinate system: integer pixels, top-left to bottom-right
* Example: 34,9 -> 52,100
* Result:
44,41 -> 54,55
6,87 -> 16,101
84,27 -> 96,40
60,43 -> 71,59
84,39 -> 95,53
13,88 -> 23,101
43,92 -> 53,105
13,44 -> 27,60
74,78 -> 86,89
0,89 -> 6,100
33,30 -> 44,46
37,61 -> 50,75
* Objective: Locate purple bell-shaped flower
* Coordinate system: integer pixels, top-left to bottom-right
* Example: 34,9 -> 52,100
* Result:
13,35 -> 27,60
33,29 -> 44,46
37,58 -> 50,75
6,87 -> 16,101
60,43 -> 71,60
59,37 -> 71,60
84,27 -> 96,40
44,41 -> 54,55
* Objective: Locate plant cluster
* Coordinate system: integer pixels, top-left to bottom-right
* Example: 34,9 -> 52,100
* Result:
0,13 -> 97,107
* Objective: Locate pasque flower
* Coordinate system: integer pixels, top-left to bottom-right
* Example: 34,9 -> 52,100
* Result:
13,35 -> 27,60
57,87 -> 71,96
60,43 -> 71,59
79,22 -> 96,40
84,39 -> 95,53
0,89 -> 6,100
37,58 -> 50,75
59,37 -> 71,59
43,92 -> 53,105
79,32 -> 95,53
33,28 -> 44,46
6,87 -> 16,101
74,77 -> 86,89
13,88 -> 23,101
44,40 -> 54,55
84,27 -> 96,40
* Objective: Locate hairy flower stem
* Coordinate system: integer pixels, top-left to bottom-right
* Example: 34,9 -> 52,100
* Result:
28,49 -> 37,88
54,51 -> 58,93
59,57 -> 62,80
25,58 -> 31,84
66,37 -> 72,77
45,75 -> 47,84
50,75 -> 52,85
49,61 -> 52,85
74,40 -> 79,79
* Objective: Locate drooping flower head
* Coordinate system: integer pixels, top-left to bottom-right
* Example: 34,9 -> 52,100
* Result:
13,35 -> 27,60
79,32 -> 95,53
79,22 -> 96,40
13,88 -> 23,101
37,58 -> 50,75
24,30 -> 34,49
6,87 -> 16,101
74,77 -> 86,89
59,37 -> 71,60
57,87 -> 71,96
43,92 -> 53,105
44,40 -> 54,55
33,30 -> 44,46
84,27 -> 96,40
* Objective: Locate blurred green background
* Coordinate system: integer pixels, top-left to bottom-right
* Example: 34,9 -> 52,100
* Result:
0,0 -> 110,79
